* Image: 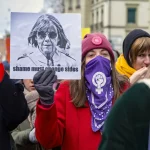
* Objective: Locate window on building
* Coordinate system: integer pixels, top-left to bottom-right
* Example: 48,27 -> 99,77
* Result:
101,8 -> 104,27
96,10 -> 99,30
97,10 -> 99,22
92,12 -> 94,23
68,0 -> 72,10
91,11 -> 94,31
127,8 -> 136,24
76,0 -> 80,9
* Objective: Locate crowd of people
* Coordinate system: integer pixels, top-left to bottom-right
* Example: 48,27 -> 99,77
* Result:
1,28 -> 150,150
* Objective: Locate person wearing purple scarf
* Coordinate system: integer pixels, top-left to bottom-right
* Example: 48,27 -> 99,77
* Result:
33,33 -> 130,150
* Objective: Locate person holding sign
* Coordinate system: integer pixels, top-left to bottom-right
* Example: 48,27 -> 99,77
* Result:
33,33 -> 130,150
17,14 -> 76,67
116,29 -> 150,85
0,53 -> 29,150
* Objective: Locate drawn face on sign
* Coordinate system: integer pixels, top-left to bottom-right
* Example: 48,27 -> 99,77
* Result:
28,14 -> 72,66
36,21 -> 59,60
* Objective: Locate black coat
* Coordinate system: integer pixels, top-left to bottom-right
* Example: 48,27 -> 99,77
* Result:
0,73 -> 29,150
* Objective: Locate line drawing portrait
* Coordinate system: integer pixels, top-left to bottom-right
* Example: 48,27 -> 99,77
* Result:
17,14 -> 76,67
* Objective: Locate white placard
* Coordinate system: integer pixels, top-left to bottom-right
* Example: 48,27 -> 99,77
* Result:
10,12 -> 81,79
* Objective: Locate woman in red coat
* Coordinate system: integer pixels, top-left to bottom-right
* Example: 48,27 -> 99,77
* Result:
34,33 -> 129,150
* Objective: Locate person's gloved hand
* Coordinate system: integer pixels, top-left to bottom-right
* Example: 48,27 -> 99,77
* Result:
29,128 -> 37,143
33,68 -> 57,105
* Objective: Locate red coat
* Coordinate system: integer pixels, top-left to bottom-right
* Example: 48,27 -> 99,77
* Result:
35,81 -> 129,150
0,63 -> 4,82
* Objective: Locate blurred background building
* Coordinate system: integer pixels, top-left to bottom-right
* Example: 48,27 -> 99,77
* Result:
91,0 -> 149,51
63,0 -> 150,52
64,0 -> 91,28
0,0 -> 150,61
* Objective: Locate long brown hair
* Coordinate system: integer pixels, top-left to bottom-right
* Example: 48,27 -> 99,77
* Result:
70,58 -> 129,108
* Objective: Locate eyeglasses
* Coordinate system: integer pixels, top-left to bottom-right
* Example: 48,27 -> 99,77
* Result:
37,31 -> 57,39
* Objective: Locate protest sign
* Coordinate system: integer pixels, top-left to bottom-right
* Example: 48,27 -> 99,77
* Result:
10,12 -> 81,79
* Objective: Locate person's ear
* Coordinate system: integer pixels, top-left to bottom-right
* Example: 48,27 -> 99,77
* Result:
129,52 -> 134,67
129,52 -> 132,63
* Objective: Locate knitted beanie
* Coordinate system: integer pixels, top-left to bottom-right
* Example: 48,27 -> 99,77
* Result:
82,33 -> 114,61
123,29 -> 150,65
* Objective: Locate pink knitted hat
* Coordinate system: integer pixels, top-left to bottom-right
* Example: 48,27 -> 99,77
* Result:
82,33 -> 114,61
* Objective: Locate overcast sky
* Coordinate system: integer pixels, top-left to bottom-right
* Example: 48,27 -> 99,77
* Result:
0,0 -> 43,37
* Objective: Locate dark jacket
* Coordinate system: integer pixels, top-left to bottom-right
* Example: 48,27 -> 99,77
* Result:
98,81 -> 150,150
0,72 -> 29,150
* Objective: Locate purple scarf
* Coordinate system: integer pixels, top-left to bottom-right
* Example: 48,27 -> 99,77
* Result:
85,56 -> 114,132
